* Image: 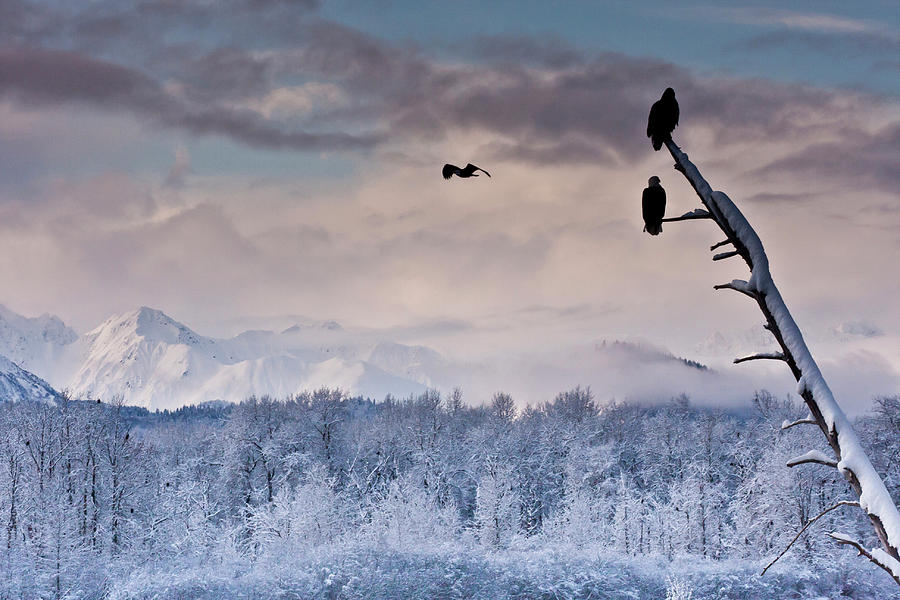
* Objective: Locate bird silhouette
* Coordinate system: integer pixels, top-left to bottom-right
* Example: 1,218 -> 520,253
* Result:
647,88 -> 679,151
442,163 -> 491,180
642,176 -> 666,236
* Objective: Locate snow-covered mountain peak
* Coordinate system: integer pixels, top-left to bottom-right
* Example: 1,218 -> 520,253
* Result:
0,303 -> 79,346
88,307 -> 212,349
71,307 -> 225,408
0,304 -> 79,383
60,307 -> 437,409
281,319 -> 344,335
369,341 -> 444,368
0,354 -> 60,403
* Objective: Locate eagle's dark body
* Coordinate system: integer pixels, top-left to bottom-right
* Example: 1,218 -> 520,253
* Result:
442,163 -> 491,179
647,88 -> 679,151
642,177 -> 666,236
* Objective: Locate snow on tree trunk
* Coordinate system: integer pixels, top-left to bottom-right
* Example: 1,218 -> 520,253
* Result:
662,137 -> 900,586
474,463 -> 520,549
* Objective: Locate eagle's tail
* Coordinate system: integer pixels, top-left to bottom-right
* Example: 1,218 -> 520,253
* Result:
651,135 -> 663,151
644,222 -> 663,236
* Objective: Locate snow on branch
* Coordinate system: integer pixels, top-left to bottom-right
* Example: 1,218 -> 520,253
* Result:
662,137 -> 900,581
733,352 -> 786,364
781,417 -> 817,430
786,450 -> 838,469
661,208 -> 712,223
712,250 -> 739,262
713,279 -> 757,300
829,533 -> 900,586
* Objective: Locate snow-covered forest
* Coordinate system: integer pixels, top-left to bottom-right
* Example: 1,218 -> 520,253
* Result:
2,389 -> 898,599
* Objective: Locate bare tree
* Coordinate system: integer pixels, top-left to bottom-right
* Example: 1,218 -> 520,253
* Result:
490,392 -> 517,424
655,135 -> 900,585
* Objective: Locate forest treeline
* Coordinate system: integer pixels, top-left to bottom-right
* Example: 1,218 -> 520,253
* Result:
1,388 -> 898,598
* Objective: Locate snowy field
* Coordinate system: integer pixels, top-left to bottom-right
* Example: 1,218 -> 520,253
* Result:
1,391 -> 898,599
109,545 -> 892,599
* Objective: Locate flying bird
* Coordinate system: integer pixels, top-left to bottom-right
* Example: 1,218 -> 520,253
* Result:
642,176 -> 666,236
647,87 -> 679,151
442,163 -> 491,180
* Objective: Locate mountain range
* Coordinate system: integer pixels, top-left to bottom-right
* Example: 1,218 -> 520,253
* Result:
0,304 -> 723,409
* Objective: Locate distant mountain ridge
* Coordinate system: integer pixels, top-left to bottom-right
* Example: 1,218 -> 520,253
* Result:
0,305 -> 443,409
0,304 -> 79,381
66,307 -> 443,410
0,304 -> 719,409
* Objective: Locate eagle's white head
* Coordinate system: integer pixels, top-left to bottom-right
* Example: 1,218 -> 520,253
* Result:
648,176 -> 661,187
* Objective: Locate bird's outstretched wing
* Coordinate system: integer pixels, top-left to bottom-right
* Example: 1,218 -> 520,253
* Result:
466,163 -> 491,178
442,164 -> 459,179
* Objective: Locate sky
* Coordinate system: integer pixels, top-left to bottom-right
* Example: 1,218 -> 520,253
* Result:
1,0 -> 899,411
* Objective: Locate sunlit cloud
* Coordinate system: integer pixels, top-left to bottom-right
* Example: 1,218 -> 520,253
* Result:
702,7 -> 880,34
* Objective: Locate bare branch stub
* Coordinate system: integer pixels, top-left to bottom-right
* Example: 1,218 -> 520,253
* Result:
710,239 -> 732,251
733,352 -> 786,364
782,417 -> 818,430
714,280 -> 757,300
661,209 -> 712,223
761,501 -> 859,576
712,250 -> 739,261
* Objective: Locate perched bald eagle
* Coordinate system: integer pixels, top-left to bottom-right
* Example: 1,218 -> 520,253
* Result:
642,176 -> 666,235
442,163 -> 491,179
647,88 -> 679,151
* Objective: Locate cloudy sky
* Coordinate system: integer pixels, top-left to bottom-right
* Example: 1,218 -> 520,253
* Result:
1,0 -> 899,410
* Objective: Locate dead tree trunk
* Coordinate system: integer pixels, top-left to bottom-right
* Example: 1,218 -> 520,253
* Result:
660,137 -> 900,585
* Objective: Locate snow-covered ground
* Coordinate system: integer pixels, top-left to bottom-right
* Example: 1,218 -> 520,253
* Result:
108,544 -> 896,600
3,394 -> 898,599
